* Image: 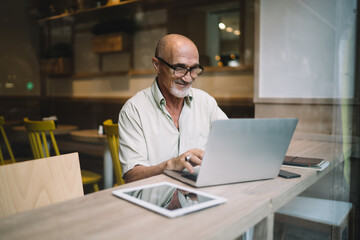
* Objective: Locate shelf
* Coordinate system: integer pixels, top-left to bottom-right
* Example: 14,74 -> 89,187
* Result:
46,65 -> 253,79
47,69 -> 153,79
60,71 -> 130,78
40,95 -> 253,106
35,0 -> 239,24
204,65 -> 253,73
36,0 -> 141,23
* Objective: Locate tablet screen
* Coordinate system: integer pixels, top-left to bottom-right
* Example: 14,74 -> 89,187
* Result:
112,182 -> 226,218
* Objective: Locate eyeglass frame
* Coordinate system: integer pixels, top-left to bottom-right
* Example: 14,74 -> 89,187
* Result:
155,56 -> 204,78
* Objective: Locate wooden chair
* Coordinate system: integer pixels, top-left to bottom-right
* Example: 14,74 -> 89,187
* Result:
0,116 -> 16,165
0,153 -> 84,218
23,118 -> 101,192
103,119 -> 125,186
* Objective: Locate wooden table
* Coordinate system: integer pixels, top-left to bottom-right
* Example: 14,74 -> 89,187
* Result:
0,138 -> 341,239
12,124 -> 78,135
2,120 -> 21,128
12,124 -> 79,158
70,129 -> 113,188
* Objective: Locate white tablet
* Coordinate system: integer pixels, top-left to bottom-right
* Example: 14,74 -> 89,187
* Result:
112,182 -> 227,218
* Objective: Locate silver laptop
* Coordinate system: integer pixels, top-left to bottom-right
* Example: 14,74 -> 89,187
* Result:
164,118 -> 298,187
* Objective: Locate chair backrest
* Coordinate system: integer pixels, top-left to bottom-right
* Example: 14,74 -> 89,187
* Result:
0,152 -> 84,218
24,118 -> 60,159
103,119 -> 125,186
0,116 -> 15,165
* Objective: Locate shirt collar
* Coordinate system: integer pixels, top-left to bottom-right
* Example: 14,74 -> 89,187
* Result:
151,78 -> 193,109
185,90 -> 193,106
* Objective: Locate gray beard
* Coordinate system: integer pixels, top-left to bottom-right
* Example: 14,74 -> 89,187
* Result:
170,84 -> 191,98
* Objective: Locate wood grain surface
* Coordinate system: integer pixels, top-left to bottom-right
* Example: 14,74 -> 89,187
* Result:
0,152 -> 84,218
0,138 -> 343,239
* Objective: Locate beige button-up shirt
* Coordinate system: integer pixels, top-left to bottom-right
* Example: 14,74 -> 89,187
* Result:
118,80 -> 227,175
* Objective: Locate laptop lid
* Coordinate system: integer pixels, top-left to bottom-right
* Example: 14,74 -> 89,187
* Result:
165,118 -> 298,187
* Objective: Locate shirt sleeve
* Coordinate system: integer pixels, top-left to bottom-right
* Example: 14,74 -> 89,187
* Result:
118,103 -> 150,176
209,95 -> 228,122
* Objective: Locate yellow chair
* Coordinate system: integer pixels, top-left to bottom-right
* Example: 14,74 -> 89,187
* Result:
24,118 -> 101,192
0,116 -> 16,165
103,119 -> 125,186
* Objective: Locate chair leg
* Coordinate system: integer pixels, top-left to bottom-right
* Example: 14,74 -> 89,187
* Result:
0,147 -> 4,165
278,222 -> 286,240
93,183 -> 99,192
332,217 -> 349,240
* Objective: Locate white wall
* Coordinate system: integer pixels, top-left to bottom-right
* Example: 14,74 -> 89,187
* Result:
258,0 -> 356,99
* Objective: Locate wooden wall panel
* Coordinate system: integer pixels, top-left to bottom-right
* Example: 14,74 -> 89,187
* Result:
1,96 -> 254,129
255,102 -> 358,136
255,103 -> 334,134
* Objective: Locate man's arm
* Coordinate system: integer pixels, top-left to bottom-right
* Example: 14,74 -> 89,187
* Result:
123,162 -> 167,183
123,148 -> 204,183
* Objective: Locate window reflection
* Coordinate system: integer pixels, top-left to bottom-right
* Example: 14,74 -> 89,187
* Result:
125,185 -> 212,211
168,0 -> 252,68
212,10 -> 241,67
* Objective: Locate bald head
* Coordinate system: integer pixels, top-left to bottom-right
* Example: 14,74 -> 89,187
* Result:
152,34 -> 201,100
155,34 -> 199,60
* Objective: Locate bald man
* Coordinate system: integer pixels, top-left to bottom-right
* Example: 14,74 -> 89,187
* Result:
118,34 -> 227,183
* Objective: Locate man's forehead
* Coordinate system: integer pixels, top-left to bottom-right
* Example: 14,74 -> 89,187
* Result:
170,53 -> 199,65
170,45 -> 199,61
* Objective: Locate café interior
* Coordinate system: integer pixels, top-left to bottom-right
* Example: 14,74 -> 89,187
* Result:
0,0 -> 359,239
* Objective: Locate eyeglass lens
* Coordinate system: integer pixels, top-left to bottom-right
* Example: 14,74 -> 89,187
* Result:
174,68 -> 203,78
156,57 -> 203,78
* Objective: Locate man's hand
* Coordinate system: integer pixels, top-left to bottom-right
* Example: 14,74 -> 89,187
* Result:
123,148 -> 204,183
165,148 -> 204,174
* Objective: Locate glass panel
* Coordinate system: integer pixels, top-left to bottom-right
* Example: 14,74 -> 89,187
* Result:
167,0 -> 251,68
208,9 -> 241,67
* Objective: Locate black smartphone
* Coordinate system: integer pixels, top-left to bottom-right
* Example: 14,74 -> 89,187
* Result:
278,169 -> 301,179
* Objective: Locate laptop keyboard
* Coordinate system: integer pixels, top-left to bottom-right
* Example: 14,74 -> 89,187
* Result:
181,172 -> 198,181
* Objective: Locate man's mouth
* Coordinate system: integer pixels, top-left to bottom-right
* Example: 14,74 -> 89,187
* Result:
174,79 -> 193,86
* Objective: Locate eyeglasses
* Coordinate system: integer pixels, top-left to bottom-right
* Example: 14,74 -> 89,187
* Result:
156,57 -> 204,79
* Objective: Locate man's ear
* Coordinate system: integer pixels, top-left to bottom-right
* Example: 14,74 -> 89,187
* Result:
152,57 -> 160,73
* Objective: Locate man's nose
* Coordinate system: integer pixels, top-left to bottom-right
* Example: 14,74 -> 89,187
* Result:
182,71 -> 193,82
